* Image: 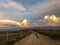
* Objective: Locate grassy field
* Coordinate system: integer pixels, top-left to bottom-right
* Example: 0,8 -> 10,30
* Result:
33,29 -> 60,40
0,29 -> 60,45
0,30 -> 32,45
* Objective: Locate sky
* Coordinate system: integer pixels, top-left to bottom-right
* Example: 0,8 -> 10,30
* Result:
0,0 -> 60,23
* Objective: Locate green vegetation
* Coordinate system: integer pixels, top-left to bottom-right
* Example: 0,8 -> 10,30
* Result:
0,29 -> 60,45
33,29 -> 60,40
0,30 -> 32,45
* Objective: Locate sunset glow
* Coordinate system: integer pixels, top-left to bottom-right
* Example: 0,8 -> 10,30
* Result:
21,19 -> 28,26
50,15 -> 58,22
44,15 -> 49,19
0,19 -> 28,27
44,15 -> 58,22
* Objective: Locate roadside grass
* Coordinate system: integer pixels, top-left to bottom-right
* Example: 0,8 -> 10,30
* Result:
0,30 -> 32,45
0,29 -> 60,45
33,29 -> 60,40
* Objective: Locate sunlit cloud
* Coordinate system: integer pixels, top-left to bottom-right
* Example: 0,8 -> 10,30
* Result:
51,0 -> 57,5
34,15 -> 60,26
0,0 -> 60,27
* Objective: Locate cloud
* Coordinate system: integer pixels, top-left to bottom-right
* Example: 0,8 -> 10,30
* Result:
23,0 -> 60,21
33,0 -> 60,14
0,0 -> 26,21
18,0 -> 53,21
0,0 -> 26,11
33,15 -> 60,26
27,0 -> 51,14
0,0 -> 60,24
51,0 -> 57,4
0,11 -> 20,21
11,0 -> 60,23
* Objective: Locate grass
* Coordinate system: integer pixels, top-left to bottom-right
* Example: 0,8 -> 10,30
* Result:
0,29 -> 60,45
33,29 -> 60,40
0,30 -> 32,45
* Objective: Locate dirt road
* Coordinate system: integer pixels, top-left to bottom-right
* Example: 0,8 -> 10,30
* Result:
13,32 -> 60,45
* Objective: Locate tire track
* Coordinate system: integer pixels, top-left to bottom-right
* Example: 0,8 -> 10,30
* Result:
13,31 -> 60,45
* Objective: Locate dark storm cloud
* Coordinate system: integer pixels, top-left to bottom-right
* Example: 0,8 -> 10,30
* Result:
28,0 -> 60,20
0,0 -> 60,23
